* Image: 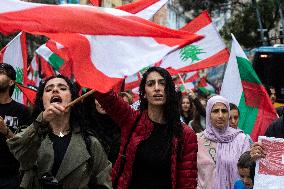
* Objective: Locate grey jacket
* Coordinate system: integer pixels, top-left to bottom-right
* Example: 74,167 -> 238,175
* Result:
7,113 -> 112,189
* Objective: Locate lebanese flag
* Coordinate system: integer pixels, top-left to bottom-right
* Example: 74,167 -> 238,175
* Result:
158,11 -> 229,73
220,35 -> 278,141
0,32 -> 28,104
116,0 -> 168,20
125,11 -> 228,91
45,30 -> 200,92
0,0 -> 201,92
41,0 -> 168,90
0,0 -> 198,39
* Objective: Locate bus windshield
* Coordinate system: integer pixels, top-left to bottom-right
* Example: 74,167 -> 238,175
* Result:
252,46 -> 284,103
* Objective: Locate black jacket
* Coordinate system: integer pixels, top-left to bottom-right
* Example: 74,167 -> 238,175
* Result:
265,116 -> 284,138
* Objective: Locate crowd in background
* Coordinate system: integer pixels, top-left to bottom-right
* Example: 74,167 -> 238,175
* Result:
0,63 -> 282,189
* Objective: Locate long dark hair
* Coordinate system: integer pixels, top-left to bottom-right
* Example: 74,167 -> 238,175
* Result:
139,67 -> 184,159
180,94 -> 195,122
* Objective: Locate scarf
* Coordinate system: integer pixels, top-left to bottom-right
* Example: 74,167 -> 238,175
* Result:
203,95 -> 244,189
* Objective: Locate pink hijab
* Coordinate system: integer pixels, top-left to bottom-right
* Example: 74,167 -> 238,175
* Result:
203,95 -> 245,189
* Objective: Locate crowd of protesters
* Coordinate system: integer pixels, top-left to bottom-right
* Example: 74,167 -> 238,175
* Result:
0,62 -> 282,189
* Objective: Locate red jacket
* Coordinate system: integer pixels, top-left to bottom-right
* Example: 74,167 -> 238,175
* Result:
95,91 -> 197,189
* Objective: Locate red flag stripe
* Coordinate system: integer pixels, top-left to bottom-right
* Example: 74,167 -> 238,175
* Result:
15,83 -> 37,105
0,4 -> 198,39
181,11 -> 212,33
175,49 -> 229,73
116,0 -> 159,14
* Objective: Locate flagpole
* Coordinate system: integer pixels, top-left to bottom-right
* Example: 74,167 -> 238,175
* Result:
178,73 -> 198,99
178,73 -> 191,94
65,89 -> 95,109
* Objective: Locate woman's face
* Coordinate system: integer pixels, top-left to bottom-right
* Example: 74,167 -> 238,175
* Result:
144,71 -> 166,107
181,97 -> 190,112
42,78 -> 72,110
210,102 -> 229,129
229,109 -> 239,129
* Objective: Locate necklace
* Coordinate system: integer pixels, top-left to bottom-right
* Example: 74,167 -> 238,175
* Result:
53,129 -> 70,137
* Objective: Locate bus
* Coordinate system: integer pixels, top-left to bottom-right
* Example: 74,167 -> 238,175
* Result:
251,45 -> 284,103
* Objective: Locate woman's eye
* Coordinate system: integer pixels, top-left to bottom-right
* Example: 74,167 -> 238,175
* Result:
221,109 -> 228,113
159,80 -> 165,86
146,81 -> 154,86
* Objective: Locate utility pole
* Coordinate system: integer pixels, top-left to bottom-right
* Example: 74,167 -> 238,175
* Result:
252,0 -> 267,45
276,0 -> 284,43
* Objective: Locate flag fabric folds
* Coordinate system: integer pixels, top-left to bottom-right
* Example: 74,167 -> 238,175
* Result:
158,11 -> 229,73
220,34 -> 278,141
0,0 -> 202,92
0,32 -> 28,104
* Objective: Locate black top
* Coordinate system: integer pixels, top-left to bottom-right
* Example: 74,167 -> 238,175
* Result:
0,100 -> 32,175
265,116 -> 284,138
49,132 -> 72,176
130,121 -> 172,189
87,110 -> 121,164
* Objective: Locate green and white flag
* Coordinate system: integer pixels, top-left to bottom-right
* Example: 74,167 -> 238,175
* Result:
221,34 -> 278,141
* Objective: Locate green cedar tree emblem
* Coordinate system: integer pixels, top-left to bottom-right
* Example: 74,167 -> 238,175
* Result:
179,45 -> 205,63
14,67 -> 23,100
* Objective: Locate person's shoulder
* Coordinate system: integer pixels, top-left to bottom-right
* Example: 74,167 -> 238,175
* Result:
182,123 -> 197,143
265,116 -> 284,137
10,100 -> 29,110
182,123 -> 195,134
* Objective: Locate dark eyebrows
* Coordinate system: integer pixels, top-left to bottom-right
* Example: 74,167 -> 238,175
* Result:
44,83 -> 69,90
146,78 -> 165,83
211,107 -> 228,112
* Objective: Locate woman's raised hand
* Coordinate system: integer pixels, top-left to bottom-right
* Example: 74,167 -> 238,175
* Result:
42,103 -> 67,123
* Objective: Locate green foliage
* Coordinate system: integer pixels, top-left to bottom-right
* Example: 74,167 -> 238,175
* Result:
179,0 -> 230,15
220,0 -> 281,48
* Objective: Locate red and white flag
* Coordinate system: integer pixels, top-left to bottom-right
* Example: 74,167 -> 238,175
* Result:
0,0 -> 197,38
158,11 -> 229,73
124,11 -> 228,91
0,0 -> 201,92
0,32 -> 28,104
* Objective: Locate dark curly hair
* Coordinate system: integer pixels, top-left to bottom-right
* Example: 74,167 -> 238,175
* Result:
32,75 -> 82,130
139,67 -> 184,160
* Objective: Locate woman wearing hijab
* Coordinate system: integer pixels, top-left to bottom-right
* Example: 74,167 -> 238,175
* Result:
197,95 -> 250,189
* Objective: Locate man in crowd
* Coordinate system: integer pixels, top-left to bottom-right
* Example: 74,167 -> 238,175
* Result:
0,63 -> 32,188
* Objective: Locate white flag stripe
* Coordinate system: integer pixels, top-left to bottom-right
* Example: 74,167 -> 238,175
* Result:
3,33 -> 24,69
0,0 -> 41,13
220,34 -> 244,106
87,35 -> 178,78
35,44 -> 53,62
135,0 -> 168,20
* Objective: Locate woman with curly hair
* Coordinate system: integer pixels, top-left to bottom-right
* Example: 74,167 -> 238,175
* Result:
95,67 -> 197,189
7,75 -> 112,189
